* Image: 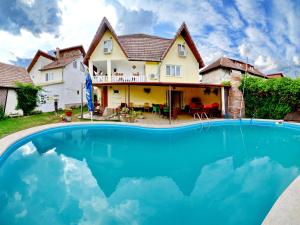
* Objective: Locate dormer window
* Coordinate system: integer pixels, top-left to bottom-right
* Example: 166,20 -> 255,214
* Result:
178,44 -> 186,57
103,39 -> 113,54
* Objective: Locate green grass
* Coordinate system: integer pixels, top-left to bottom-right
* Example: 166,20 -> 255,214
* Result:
0,107 -> 88,138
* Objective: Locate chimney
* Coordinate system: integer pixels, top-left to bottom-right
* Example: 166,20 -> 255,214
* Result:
56,47 -> 60,59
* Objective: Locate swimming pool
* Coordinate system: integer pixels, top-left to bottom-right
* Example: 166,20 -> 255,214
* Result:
0,120 -> 300,225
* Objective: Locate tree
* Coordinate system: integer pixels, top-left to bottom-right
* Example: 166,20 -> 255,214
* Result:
15,82 -> 41,116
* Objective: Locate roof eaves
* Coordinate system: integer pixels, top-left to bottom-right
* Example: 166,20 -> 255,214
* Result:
83,17 -> 128,65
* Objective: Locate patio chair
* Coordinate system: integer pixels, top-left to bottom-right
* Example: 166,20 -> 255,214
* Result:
152,104 -> 160,115
144,103 -> 150,112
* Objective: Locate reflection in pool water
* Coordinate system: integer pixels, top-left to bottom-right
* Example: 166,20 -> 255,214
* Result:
0,123 -> 300,225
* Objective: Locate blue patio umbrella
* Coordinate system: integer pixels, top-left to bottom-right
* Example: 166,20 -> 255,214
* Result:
85,73 -> 94,112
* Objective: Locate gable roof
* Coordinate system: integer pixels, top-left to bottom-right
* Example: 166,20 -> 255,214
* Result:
118,34 -> 172,62
161,22 -> 205,68
83,18 -> 205,68
267,72 -> 284,78
0,62 -> 32,88
27,50 -> 55,72
200,57 -> 266,78
40,55 -> 80,71
54,45 -> 86,57
40,45 -> 85,71
83,17 -> 127,65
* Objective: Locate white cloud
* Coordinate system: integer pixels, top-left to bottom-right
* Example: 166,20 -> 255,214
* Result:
293,56 -> 300,66
0,0 -> 116,64
234,0 -> 266,27
238,43 -> 250,57
254,55 -> 278,71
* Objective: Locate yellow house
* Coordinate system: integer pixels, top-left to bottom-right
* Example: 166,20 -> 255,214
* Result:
84,17 -> 228,116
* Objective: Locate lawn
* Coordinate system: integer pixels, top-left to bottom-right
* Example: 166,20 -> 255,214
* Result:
0,107 -> 88,138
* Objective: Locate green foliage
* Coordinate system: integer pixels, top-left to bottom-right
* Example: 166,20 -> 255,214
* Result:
15,82 -> 41,116
240,76 -> 300,119
0,105 -> 5,120
221,81 -> 231,86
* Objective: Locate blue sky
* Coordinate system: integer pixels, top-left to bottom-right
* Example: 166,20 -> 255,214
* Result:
0,0 -> 299,77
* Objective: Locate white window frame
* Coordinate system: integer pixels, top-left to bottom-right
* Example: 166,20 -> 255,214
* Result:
103,39 -> 113,53
166,65 -> 181,77
178,44 -> 187,57
45,72 -> 54,82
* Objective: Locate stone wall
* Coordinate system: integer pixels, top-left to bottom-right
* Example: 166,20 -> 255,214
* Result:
0,88 -> 8,109
228,71 -> 245,118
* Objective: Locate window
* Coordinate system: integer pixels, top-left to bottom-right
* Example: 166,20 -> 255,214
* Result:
178,44 -> 186,57
166,65 -> 181,77
45,73 -> 54,81
103,39 -> 113,53
73,61 -> 77,69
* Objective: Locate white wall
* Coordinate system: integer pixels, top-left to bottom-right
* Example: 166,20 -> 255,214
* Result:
201,68 -> 231,84
29,56 -> 54,83
37,56 -> 86,112
5,89 -> 23,116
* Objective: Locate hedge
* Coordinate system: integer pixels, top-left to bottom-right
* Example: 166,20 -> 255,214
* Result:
240,76 -> 300,119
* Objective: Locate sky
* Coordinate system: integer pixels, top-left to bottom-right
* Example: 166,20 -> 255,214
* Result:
0,0 -> 299,77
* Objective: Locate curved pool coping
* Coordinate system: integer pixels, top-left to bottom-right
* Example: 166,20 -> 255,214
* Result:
0,118 -> 300,224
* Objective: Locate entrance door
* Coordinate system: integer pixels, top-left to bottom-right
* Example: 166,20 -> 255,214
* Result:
102,86 -> 108,107
171,91 -> 182,109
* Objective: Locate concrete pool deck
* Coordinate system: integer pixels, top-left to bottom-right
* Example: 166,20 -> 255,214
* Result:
0,119 -> 300,224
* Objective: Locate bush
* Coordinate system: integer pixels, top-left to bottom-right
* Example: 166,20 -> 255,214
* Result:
240,76 -> 300,119
0,105 -> 5,120
15,82 -> 41,116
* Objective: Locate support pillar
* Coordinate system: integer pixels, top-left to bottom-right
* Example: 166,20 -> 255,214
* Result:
169,85 -> 171,125
221,87 -> 226,116
107,60 -> 112,82
128,85 -> 130,108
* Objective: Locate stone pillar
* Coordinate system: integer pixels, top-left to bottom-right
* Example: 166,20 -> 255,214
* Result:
228,72 -> 245,118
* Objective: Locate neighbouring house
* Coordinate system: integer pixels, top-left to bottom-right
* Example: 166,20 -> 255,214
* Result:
200,57 -> 267,118
83,17 -> 229,117
0,62 -> 32,116
28,46 -> 86,112
267,72 -> 285,79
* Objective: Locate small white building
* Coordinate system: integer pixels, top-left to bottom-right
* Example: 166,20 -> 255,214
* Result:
0,62 -> 32,116
27,46 -> 86,112
200,57 -> 267,118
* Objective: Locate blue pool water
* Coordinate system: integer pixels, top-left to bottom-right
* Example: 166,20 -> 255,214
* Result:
0,120 -> 300,225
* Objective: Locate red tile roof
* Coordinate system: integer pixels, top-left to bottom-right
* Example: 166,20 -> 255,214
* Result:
200,57 -> 266,78
27,50 -> 55,72
40,55 -> 80,71
53,45 -> 86,57
0,62 -> 32,88
118,34 -> 172,62
83,17 -> 205,68
28,45 -> 85,72
267,72 -> 284,78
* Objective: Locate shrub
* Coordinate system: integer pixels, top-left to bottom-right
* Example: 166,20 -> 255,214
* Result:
15,82 -> 41,116
240,76 -> 300,119
0,105 -> 5,120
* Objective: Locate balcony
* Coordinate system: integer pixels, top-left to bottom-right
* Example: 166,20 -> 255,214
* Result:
92,74 -> 147,83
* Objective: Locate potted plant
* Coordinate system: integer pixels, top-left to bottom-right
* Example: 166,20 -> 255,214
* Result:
64,108 -> 72,122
